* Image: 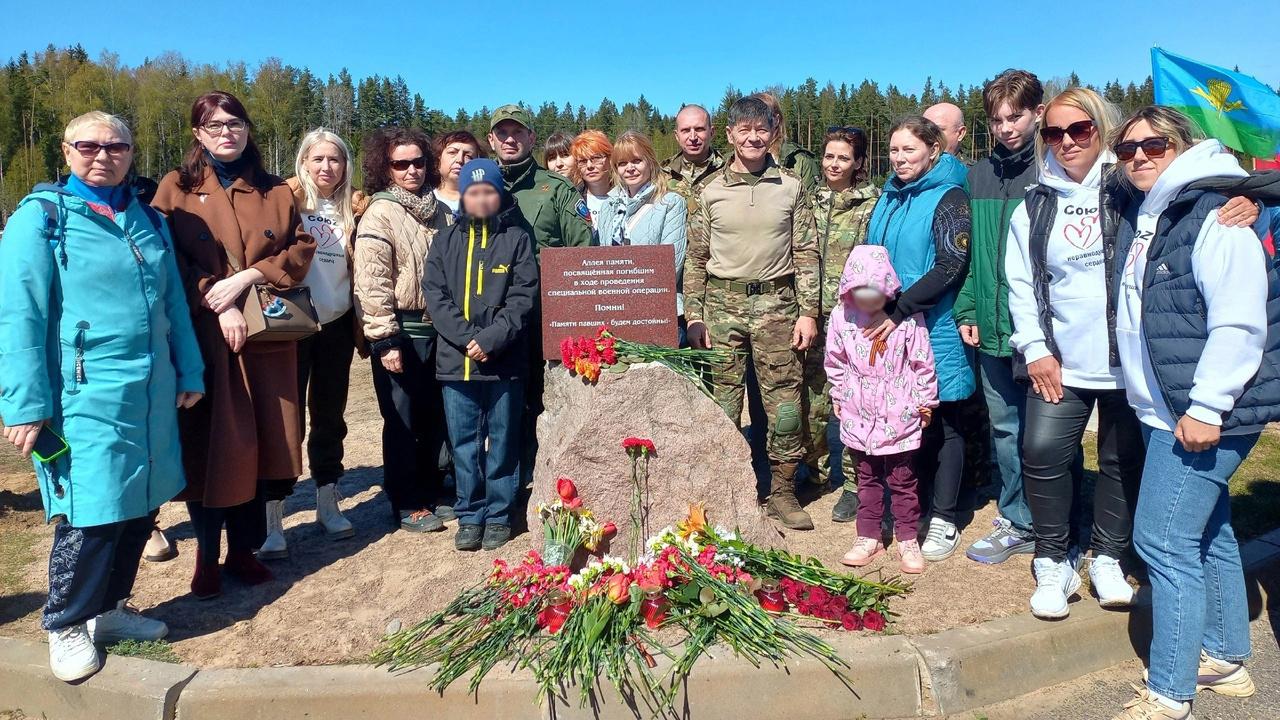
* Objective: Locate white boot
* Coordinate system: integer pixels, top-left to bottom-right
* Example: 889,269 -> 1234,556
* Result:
258,500 -> 288,560
316,484 -> 354,539
48,623 -> 100,682
142,526 -> 177,563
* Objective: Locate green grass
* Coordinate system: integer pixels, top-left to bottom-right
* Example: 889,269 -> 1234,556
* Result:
0,527 -> 37,598
1082,428 -> 1280,541
104,639 -> 181,664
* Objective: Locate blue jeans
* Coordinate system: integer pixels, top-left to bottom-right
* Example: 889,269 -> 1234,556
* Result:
1135,426 -> 1257,701
978,353 -> 1033,533
442,380 -> 525,527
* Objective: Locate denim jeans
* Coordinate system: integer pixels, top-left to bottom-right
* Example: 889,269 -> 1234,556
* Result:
443,380 -> 525,527
1134,426 -> 1257,701
978,353 -> 1033,533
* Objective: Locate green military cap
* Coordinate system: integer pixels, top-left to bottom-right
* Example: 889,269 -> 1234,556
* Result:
490,104 -> 533,131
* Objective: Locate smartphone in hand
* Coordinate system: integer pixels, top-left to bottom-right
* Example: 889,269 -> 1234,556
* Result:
32,426 -> 69,464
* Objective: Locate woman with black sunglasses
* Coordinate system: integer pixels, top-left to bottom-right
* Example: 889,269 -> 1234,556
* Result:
353,127 -> 453,533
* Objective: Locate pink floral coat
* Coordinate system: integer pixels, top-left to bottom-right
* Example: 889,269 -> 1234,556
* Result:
825,245 -> 939,456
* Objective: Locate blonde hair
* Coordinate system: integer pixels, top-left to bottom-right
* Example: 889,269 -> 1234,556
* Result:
63,111 -> 133,145
751,91 -> 787,154
1035,87 -> 1121,167
294,128 -> 356,231
610,131 -> 669,204
1108,105 -> 1202,156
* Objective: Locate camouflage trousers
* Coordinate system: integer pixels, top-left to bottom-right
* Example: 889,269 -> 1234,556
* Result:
705,284 -> 804,464
801,330 -> 859,486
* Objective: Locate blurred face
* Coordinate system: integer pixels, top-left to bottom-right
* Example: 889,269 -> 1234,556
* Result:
438,141 -> 478,186
488,120 -> 535,163
578,150 -> 611,190
63,124 -> 133,187
988,101 -> 1042,152
821,140 -> 862,189
727,118 -> 772,165
547,152 -> 575,177
889,129 -> 938,183
389,143 -> 427,193
853,288 -> 887,314
462,183 -> 501,217
305,141 -> 345,197
675,107 -> 712,160
1043,105 -> 1100,183
616,153 -> 652,194
195,108 -> 250,162
1118,119 -> 1179,192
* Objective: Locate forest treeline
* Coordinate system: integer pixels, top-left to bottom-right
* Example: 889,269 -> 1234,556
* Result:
0,44 -> 1161,224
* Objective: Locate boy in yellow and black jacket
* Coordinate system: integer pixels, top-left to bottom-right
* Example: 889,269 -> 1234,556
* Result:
424,158 -> 539,552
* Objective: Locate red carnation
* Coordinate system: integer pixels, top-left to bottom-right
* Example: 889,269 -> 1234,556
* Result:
862,609 -> 887,632
556,476 -> 578,501
560,338 -> 576,366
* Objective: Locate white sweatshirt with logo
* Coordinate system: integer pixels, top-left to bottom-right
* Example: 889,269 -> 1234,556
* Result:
1114,139 -> 1268,434
300,198 -> 353,325
1006,152 -> 1123,389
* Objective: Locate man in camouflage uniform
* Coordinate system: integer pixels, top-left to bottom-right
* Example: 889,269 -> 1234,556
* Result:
661,104 -> 725,204
488,104 -> 594,253
685,96 -> 820,530
805,170 -> 880,521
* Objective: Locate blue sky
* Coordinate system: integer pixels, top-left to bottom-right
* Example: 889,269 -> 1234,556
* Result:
4,1 -> 1279,116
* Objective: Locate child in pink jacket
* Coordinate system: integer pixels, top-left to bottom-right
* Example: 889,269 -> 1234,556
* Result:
825,245 -> 939,574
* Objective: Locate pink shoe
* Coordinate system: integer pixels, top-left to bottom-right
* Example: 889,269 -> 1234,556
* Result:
898,539 -> 925,574
841,536 -> 885,567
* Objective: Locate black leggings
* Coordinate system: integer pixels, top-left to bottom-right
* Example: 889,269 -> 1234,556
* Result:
187,492 -> 267,567
917,400 -> 966,524
1023,385 -> 1145,563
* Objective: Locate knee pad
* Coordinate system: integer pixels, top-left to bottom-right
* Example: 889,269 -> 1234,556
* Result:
774,401 -> 802,437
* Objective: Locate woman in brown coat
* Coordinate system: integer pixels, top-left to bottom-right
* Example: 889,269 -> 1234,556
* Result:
153,90 -> 315,600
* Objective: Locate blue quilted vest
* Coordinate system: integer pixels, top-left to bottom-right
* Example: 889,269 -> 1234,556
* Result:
1113,187 -> 1280,430
867,153 -> 975,402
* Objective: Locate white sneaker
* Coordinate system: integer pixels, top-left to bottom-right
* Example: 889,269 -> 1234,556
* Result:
920,518 -> 959,561
258,500 -> 288,560
1090,555 -> 1135,607
48,623 -> 100,682
316,484 -> 354,539
88,603 -> 169,644
1030,557 -> 1082,619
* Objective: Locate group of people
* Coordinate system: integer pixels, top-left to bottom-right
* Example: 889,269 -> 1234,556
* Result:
1,71 -> 1277,720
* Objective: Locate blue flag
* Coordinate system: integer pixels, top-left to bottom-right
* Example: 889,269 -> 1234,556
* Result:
1152,47 -> 1280,159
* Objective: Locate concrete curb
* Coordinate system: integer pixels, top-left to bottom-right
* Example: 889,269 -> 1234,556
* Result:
5,530 -> 1279,720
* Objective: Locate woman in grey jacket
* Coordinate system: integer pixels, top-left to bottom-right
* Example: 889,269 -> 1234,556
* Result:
597,131 -> 688,337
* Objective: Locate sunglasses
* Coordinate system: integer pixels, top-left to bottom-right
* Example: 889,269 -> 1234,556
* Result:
70,140 -> 132,158
1039,120 -> 1095,146
389,156 -> 427,171
1113,137 -> 1171,162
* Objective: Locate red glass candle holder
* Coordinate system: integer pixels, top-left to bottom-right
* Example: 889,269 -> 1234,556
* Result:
640,589 -> 669,629
544,591 -> 572,634
756,579 -> 786,613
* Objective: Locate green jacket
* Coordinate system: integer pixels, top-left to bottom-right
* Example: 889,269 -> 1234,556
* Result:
661,148 -> 725,207
779,141 -> 819,195
953,142 -> 1038,357
813,182 -> 880,318
499,155 -> 594,254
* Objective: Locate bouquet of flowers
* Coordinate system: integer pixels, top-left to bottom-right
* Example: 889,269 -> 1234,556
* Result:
560,325 -> 733,392
536,476 -> 616,566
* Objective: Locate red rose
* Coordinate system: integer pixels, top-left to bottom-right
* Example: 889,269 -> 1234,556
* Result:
556,476 -> 578,501
862,609 -> 886,632
840,612 -> 863,631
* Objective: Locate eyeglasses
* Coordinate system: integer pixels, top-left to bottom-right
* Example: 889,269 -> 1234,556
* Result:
70,140 -> 132,158
1039,120 -> 1095,146
1113,137 -> 1171,162
200,119 -> 247,135
389,156 -> 427,171
579,154 -> 610,168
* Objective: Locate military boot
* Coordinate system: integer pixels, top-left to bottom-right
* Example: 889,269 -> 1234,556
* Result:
766,461 -> 814,530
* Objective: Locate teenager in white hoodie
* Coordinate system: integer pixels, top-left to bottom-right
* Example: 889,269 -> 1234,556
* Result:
1108,106 -> 1276,720
1005,88 -> 1148,619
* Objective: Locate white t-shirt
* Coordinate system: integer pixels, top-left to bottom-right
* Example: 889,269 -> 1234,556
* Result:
300,199 -> 351,325
586,191 -> 611,228
433,188 -> 460,214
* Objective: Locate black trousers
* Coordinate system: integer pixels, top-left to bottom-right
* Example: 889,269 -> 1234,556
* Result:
294,311 -> 356,490
1023,385 -> 1145,562
370,334 -> 448,517
43,511 -> 155,631
917,400 -> 966,524
187,491 -> 266,566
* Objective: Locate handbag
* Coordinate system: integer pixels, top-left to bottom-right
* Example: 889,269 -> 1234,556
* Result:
226,245 -> 321,342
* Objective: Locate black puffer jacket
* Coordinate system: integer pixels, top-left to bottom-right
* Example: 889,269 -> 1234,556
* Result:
423,199 -> 539,381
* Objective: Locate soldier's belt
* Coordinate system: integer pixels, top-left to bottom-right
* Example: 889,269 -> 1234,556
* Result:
707,274 -> 795,296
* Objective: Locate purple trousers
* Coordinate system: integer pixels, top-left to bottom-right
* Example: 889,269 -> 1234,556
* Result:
854,450 -> 920,540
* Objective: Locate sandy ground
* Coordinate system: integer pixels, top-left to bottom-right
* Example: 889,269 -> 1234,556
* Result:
0,361 -> 1042,668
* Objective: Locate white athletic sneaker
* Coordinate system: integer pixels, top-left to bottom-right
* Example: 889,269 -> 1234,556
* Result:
1030,557 -> 1082,619
1090,555 -> 1135,607
88,602 -> 169,644
316,484 -> 354,539
920,517 -> 959,561
258,499 -> 288,560
48,623 -> 100,682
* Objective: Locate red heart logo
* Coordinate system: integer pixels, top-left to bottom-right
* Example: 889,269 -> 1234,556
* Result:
1063,215 -> 1099,250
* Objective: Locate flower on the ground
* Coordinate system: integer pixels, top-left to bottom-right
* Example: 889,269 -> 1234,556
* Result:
605,573 -> 631,604
862,609 -> 887,632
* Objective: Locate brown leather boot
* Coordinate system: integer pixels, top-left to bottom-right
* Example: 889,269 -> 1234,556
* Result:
766,461 -> 814,530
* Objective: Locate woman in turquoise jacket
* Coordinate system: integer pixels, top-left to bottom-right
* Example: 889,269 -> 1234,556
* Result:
0,112 -> 204,683
864,115 -> 974,565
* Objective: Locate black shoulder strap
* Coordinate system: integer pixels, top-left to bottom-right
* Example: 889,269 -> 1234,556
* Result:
34,197 -> 59,236
139,203 -> 165,235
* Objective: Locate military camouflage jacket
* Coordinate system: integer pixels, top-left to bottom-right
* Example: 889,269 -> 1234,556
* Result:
661,148 -> 725,207
813,181 -> 880,318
